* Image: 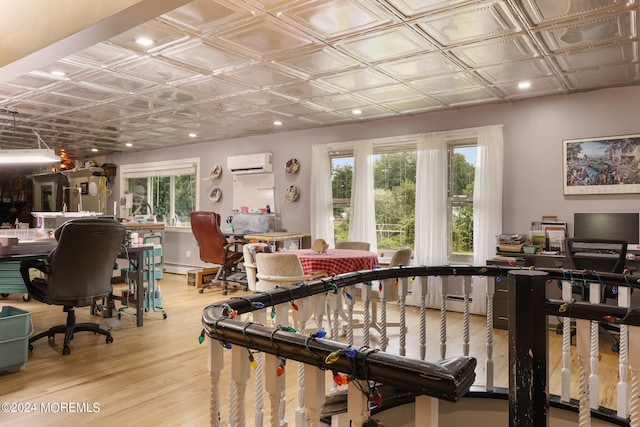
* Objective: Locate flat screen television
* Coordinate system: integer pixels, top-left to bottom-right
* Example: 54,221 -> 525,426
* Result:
573,213 -> 640,244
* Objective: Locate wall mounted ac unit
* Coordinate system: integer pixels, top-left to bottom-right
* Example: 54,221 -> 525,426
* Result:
227,152 -> 273,174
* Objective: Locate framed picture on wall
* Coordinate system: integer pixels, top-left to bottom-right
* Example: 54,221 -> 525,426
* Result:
563,133 -> 640,195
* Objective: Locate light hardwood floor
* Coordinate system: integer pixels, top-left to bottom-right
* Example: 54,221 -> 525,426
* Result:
0,273 -> 622,426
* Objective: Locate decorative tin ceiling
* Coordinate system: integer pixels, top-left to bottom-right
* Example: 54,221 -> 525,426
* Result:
0,0 -> 638,160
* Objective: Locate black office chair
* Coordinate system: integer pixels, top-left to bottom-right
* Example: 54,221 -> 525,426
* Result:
560,238 -> 628,352
20,218 -> 125,355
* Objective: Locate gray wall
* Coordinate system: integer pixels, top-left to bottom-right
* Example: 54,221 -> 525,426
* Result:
108,86 -> 640,248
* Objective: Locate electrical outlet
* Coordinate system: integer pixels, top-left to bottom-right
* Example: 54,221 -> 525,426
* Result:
186,250 -> 192,259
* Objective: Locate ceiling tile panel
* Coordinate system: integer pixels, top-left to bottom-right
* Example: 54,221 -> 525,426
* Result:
221,63 -> 302,89
383,95 -> 444,114
160,40 -> 253,73
564,63 -> 639,90
517,0 -> 629,25
116,57 -> 203,84
414,1 -> 521,46
280,0 -> 396,40
475,58 -> 553,83
317,68 -> 396,91
433,87 -> 499,106
273,47 -> 364,78
406,72 -> 480,94
382,0 -> 475,17
552,42 -> 639,72
307,93 -> 370,111
336,25 -> 434,63
493,75 -> 565,98
375,51 -> 460,79
214,15 -> 317,58
161,0 -> 255,34
449,34 -> 540,67
535,11 -> 637,52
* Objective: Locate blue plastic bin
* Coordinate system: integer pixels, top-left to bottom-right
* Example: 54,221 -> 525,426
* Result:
0,306 -> 30,372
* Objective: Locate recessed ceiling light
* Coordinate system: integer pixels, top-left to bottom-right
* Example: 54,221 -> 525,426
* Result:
352,109 -> 362,115
189,132 -> 197,138
273,120 -> 283,126
518,81 -> 531,90
135,37 -> 154,47
125,143 -> 133,147
51,70 -> 66,77
91,148 -> 98,152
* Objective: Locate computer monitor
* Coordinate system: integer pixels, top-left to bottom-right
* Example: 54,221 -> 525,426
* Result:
573,213 -> 640,244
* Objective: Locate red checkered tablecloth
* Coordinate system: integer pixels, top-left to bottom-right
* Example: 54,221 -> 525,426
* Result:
284,249 -> 379,276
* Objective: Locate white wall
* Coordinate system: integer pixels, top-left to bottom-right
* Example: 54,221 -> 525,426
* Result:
107,86 -> 640,249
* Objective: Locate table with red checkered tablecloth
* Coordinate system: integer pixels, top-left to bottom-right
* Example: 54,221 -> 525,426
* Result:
283,249 -> 379,276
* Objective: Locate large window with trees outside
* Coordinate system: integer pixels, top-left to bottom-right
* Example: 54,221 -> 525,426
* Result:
120,158 -> 199,226
331,140 -> 476,262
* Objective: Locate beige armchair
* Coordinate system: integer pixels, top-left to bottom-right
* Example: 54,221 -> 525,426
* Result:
255,253 -> 312,292
242,243 -> 270,291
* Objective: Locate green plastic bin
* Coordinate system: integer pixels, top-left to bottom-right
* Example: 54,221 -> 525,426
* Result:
0,306 -> 31,372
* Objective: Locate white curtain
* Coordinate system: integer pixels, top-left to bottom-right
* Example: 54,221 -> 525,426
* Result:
348,142 -> 377,253
470,125 -> 504,314
310,145 -> 335,244
413,133 -> 448,308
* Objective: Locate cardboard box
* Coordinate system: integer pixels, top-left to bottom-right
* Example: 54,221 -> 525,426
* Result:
186,267 -> 219,288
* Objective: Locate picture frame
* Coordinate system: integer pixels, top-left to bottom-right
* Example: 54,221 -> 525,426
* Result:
563,133 -> 640,195
80,182 -> 89,195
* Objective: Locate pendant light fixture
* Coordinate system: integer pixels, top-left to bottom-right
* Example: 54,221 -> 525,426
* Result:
0,108 -> 61,164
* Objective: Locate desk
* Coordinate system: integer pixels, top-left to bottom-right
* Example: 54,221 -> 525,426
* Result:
243,231 -> 311,252
0,240 -> 56,300
285,249 -> 379,276
114,244 -> 154,327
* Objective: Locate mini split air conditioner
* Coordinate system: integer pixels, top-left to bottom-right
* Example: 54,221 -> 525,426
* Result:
227,152 -> 273,174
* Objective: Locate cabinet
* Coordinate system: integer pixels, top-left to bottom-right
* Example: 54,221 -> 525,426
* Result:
487,257 -> 533,330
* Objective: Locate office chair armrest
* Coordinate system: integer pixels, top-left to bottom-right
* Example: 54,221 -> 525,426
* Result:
224,239 -> 247,250
20,259 -> 50,276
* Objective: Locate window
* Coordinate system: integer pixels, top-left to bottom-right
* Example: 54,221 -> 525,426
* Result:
448,140 -> 477,263
120,158 -> 199,225
331,147 -> 417,253
330,139 -> 477,262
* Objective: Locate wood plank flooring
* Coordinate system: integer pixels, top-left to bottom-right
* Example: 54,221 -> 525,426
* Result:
0,273 -> 622,426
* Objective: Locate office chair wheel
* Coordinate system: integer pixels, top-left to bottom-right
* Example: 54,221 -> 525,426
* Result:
162,313 -> 167,319
117,313 -> 122,319
199,288 -> 204,294
28,343 -> 33,351
23,294 -> 31,302
106,335 -> 114,344
0,293 -> 8,297
612,343 -> 619,353
62,345 -> 71,356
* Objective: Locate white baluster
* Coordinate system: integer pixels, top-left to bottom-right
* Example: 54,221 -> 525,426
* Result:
485,275 -> 495,392
295,298 -> 308,427
561,280 -> 573,403
415,395 -> 438,427
576,318 -> 592,427
462,276 -> 471,356
208,336 -> 224,427
589,282 -> 601,409
347,380 -> 370,426
617,286 -> 630,419
360,284 -> 371,347
231,345 -> 250,427
439,276 -> 447,360
304,365 -> 326,427
265,353 -> 286,427
345,285 -> 355,346
253,310 -> 266,427
629,325 -> 640,426
398,276 -> 410,357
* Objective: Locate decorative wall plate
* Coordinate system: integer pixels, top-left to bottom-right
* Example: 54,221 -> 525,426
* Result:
285,158 -> 300,175
205,164 -> 222,180
285,185 -> 300,202
209,187 -> 221,202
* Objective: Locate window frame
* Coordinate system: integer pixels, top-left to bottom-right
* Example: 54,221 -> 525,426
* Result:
119,158 -> 200,226
446,139 -> 477,264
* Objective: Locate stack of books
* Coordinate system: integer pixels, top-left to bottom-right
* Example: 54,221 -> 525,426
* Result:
497,234 -> 527,252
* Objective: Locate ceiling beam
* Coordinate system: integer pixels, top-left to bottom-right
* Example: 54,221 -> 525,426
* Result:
0,0 -> 193,83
